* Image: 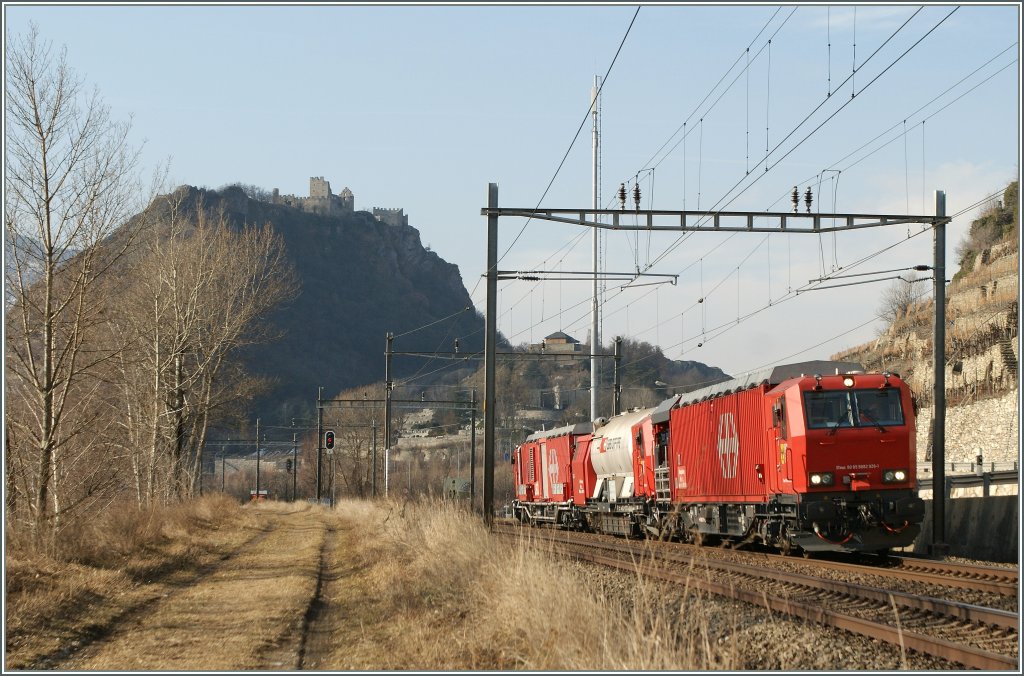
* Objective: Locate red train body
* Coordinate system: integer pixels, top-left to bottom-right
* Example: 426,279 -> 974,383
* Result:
511,361 -> 925,554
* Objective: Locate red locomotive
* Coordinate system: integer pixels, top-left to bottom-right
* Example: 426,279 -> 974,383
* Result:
511,361 -> 925,554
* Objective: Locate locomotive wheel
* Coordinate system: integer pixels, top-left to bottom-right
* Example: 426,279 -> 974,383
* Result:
779,537 -> 792,556
689,527 -> 705,547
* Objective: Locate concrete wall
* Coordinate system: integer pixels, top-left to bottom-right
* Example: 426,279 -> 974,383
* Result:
905,496 -> 1019,563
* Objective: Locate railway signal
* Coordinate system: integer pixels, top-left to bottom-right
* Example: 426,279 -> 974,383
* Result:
325,430 -> 335,450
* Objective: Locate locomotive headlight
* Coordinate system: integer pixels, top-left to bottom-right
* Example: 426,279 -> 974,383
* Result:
809,472 -> 834,487
882,468 -> 908,483
843,376 -> 855,387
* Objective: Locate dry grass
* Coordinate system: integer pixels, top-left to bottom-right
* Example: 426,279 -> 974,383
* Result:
330,498 -> 739,670
67,501 -> 329,671
4,494 -> 255,669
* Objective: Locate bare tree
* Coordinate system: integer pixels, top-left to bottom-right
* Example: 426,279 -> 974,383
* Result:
4,25 -> 148,539
877,272 -> 925,327
107,192 -> 298,503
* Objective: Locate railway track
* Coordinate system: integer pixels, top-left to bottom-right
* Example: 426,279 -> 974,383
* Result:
888,555 -> 1019,595
495,524 -> 1019,670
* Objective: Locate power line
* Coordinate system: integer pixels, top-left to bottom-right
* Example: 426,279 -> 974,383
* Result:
637,7 -> 789,174
485,6 -> 987,365
467,8 -> 642,337
494,7 -> 640,267
644,7 -> 956,272
762,44 -> 1017,211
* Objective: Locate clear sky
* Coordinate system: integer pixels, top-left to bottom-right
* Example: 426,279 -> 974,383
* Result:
5,3 -> 1020,384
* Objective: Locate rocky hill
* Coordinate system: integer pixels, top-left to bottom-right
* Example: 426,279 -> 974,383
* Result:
143,185 -> 487,422
123,186 -> 736,430
833,240 -> 1017,405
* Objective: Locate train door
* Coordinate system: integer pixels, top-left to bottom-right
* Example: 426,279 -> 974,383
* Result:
571,435 -> 595,506
653,422 -> 671,502
631,418 -> 657,498
770,395 -> 793,490
539,442 -> 549,499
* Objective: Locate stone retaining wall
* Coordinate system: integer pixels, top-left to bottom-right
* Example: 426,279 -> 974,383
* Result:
915,388 -> 1019,465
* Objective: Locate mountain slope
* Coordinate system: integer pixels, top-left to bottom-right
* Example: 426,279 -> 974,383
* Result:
153,186 -> 486,421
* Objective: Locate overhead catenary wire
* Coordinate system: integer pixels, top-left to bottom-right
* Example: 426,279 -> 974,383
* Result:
611,220 -> 938,377
643,6 -> 954,273
642,8 -> 799,179
488,6 -> 991,368
492,6 -> 640,269
466,7 -> 641,343
763,48 -> 1017,212
638,6 -> 784,174
509,178 -> 998,366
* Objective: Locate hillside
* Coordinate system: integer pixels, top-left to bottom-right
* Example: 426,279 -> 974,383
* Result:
831,183 -> 1019,468
832,187 -> 1018,404
122,185 -> 732,435
138,185 -> 487,422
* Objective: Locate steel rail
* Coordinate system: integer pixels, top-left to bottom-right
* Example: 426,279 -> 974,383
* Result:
495,525 -> 1018,669
531,534 -> 1019,630
787,555 -> 1018,597
891,555 -> 1020,583
566,547 -> 1017,671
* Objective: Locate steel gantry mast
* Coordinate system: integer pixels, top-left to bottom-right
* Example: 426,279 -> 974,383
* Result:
481,187 -> 953,553
591,76 -> 601,422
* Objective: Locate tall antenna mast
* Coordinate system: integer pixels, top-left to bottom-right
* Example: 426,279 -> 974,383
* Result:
591,75 -> 601,421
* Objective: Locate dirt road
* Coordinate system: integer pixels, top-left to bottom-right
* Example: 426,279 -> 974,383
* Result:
56,502 -> 366,671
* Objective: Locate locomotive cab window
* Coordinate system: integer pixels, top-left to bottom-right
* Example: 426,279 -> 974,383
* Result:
773,399 -> 788,439
804,389 -> 904,430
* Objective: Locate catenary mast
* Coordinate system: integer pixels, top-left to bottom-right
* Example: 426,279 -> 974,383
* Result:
591,76 -> 601,420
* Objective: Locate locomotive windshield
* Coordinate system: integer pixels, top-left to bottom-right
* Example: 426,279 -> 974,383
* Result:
803,388 -> 904,430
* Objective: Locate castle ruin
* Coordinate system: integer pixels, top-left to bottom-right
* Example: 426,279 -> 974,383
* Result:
271,177 -> 407,226
372,207 -> 408,228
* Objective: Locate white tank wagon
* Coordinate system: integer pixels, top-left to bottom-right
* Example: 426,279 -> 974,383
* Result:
589,407 -> 653,503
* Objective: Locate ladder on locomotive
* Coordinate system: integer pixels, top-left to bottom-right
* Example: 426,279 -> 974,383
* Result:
654,467 -> 671,502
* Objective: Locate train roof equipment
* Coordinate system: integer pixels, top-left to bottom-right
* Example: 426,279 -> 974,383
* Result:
670,360 -> 867,409
524,421 -> 594,443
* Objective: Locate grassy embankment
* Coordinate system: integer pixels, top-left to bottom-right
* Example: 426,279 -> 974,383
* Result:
7,496 -> 742,670
4,495 -> 257,669
331,498 -> 739,670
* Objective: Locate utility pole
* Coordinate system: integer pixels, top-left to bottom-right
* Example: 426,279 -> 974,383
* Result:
613,336 -> 622,416
316,387 -> 323,502
291,432 -> 297,502
590,75 -> 601,422
384,333 -> 393,498
221,453 -> 225,492
470,388 -> 477,511
255,418 -> 261,502
483,183 -> 498,524
371,419 -> 378,497
930,190 -> 950,556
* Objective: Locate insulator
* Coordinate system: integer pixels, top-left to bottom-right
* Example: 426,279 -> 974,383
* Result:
804,187 -> 813,213
618,183 -> 627,210
791,186 -> 799,213
633,183 -> 642,211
